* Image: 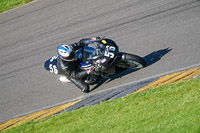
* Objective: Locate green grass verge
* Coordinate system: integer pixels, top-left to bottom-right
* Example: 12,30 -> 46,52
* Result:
3,78 -> 200,133
0,0 -> 34,13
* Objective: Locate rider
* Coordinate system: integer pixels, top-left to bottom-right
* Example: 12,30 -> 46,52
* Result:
57,37 -> 100,93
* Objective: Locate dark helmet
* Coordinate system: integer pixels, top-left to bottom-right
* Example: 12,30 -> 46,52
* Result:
57,44 -> 75,61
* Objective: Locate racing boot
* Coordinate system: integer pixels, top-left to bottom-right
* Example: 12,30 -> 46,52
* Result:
70,77 -> 90,93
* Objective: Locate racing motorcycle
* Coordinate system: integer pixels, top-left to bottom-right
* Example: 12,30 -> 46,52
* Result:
44,38 -> 146,85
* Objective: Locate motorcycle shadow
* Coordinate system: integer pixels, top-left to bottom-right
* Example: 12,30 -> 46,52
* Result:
143,47 -> 172,67
90,47 -> 172,92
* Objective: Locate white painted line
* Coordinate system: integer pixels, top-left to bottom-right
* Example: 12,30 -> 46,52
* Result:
7,63 -> 200,122
86,63 -> 200,97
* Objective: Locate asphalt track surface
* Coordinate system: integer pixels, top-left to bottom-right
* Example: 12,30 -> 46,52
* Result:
0,0 -> 200,122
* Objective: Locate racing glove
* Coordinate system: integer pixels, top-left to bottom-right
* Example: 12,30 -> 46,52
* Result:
78,39 -> 86,46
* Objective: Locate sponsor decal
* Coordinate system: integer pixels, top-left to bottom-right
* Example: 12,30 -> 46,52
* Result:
78,53 -> 82,59
101,58 -> 107,63
102,40 -> 107,44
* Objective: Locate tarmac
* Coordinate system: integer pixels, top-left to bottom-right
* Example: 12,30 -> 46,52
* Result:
1,66 -> 200,130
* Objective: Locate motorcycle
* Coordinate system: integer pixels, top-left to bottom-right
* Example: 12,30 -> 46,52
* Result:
44,38 -> 146,86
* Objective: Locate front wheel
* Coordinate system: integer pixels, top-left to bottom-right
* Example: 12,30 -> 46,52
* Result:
116,53 -> 146,69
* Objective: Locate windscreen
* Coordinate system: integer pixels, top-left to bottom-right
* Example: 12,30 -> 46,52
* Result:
82,42 -> 105,63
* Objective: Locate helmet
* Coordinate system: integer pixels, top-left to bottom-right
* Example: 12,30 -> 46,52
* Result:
57,44 -> 75,61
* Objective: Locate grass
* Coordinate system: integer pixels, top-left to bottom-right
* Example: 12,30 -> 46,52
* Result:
0,0 -> 34,13
3,78 -> 200,133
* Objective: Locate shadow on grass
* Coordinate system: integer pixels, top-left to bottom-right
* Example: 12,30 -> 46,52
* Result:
90,47 -> 172,91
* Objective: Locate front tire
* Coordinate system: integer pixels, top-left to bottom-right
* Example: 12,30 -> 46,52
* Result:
116,53 -> 146,69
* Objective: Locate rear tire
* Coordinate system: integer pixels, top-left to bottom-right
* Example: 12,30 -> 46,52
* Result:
116,53 -> 146,69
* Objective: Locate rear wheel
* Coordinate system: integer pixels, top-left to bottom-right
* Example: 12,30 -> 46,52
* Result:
116,53 -> 146,69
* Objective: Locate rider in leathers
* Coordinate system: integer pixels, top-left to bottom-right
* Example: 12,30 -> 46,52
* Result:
57,38 -> 98,93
